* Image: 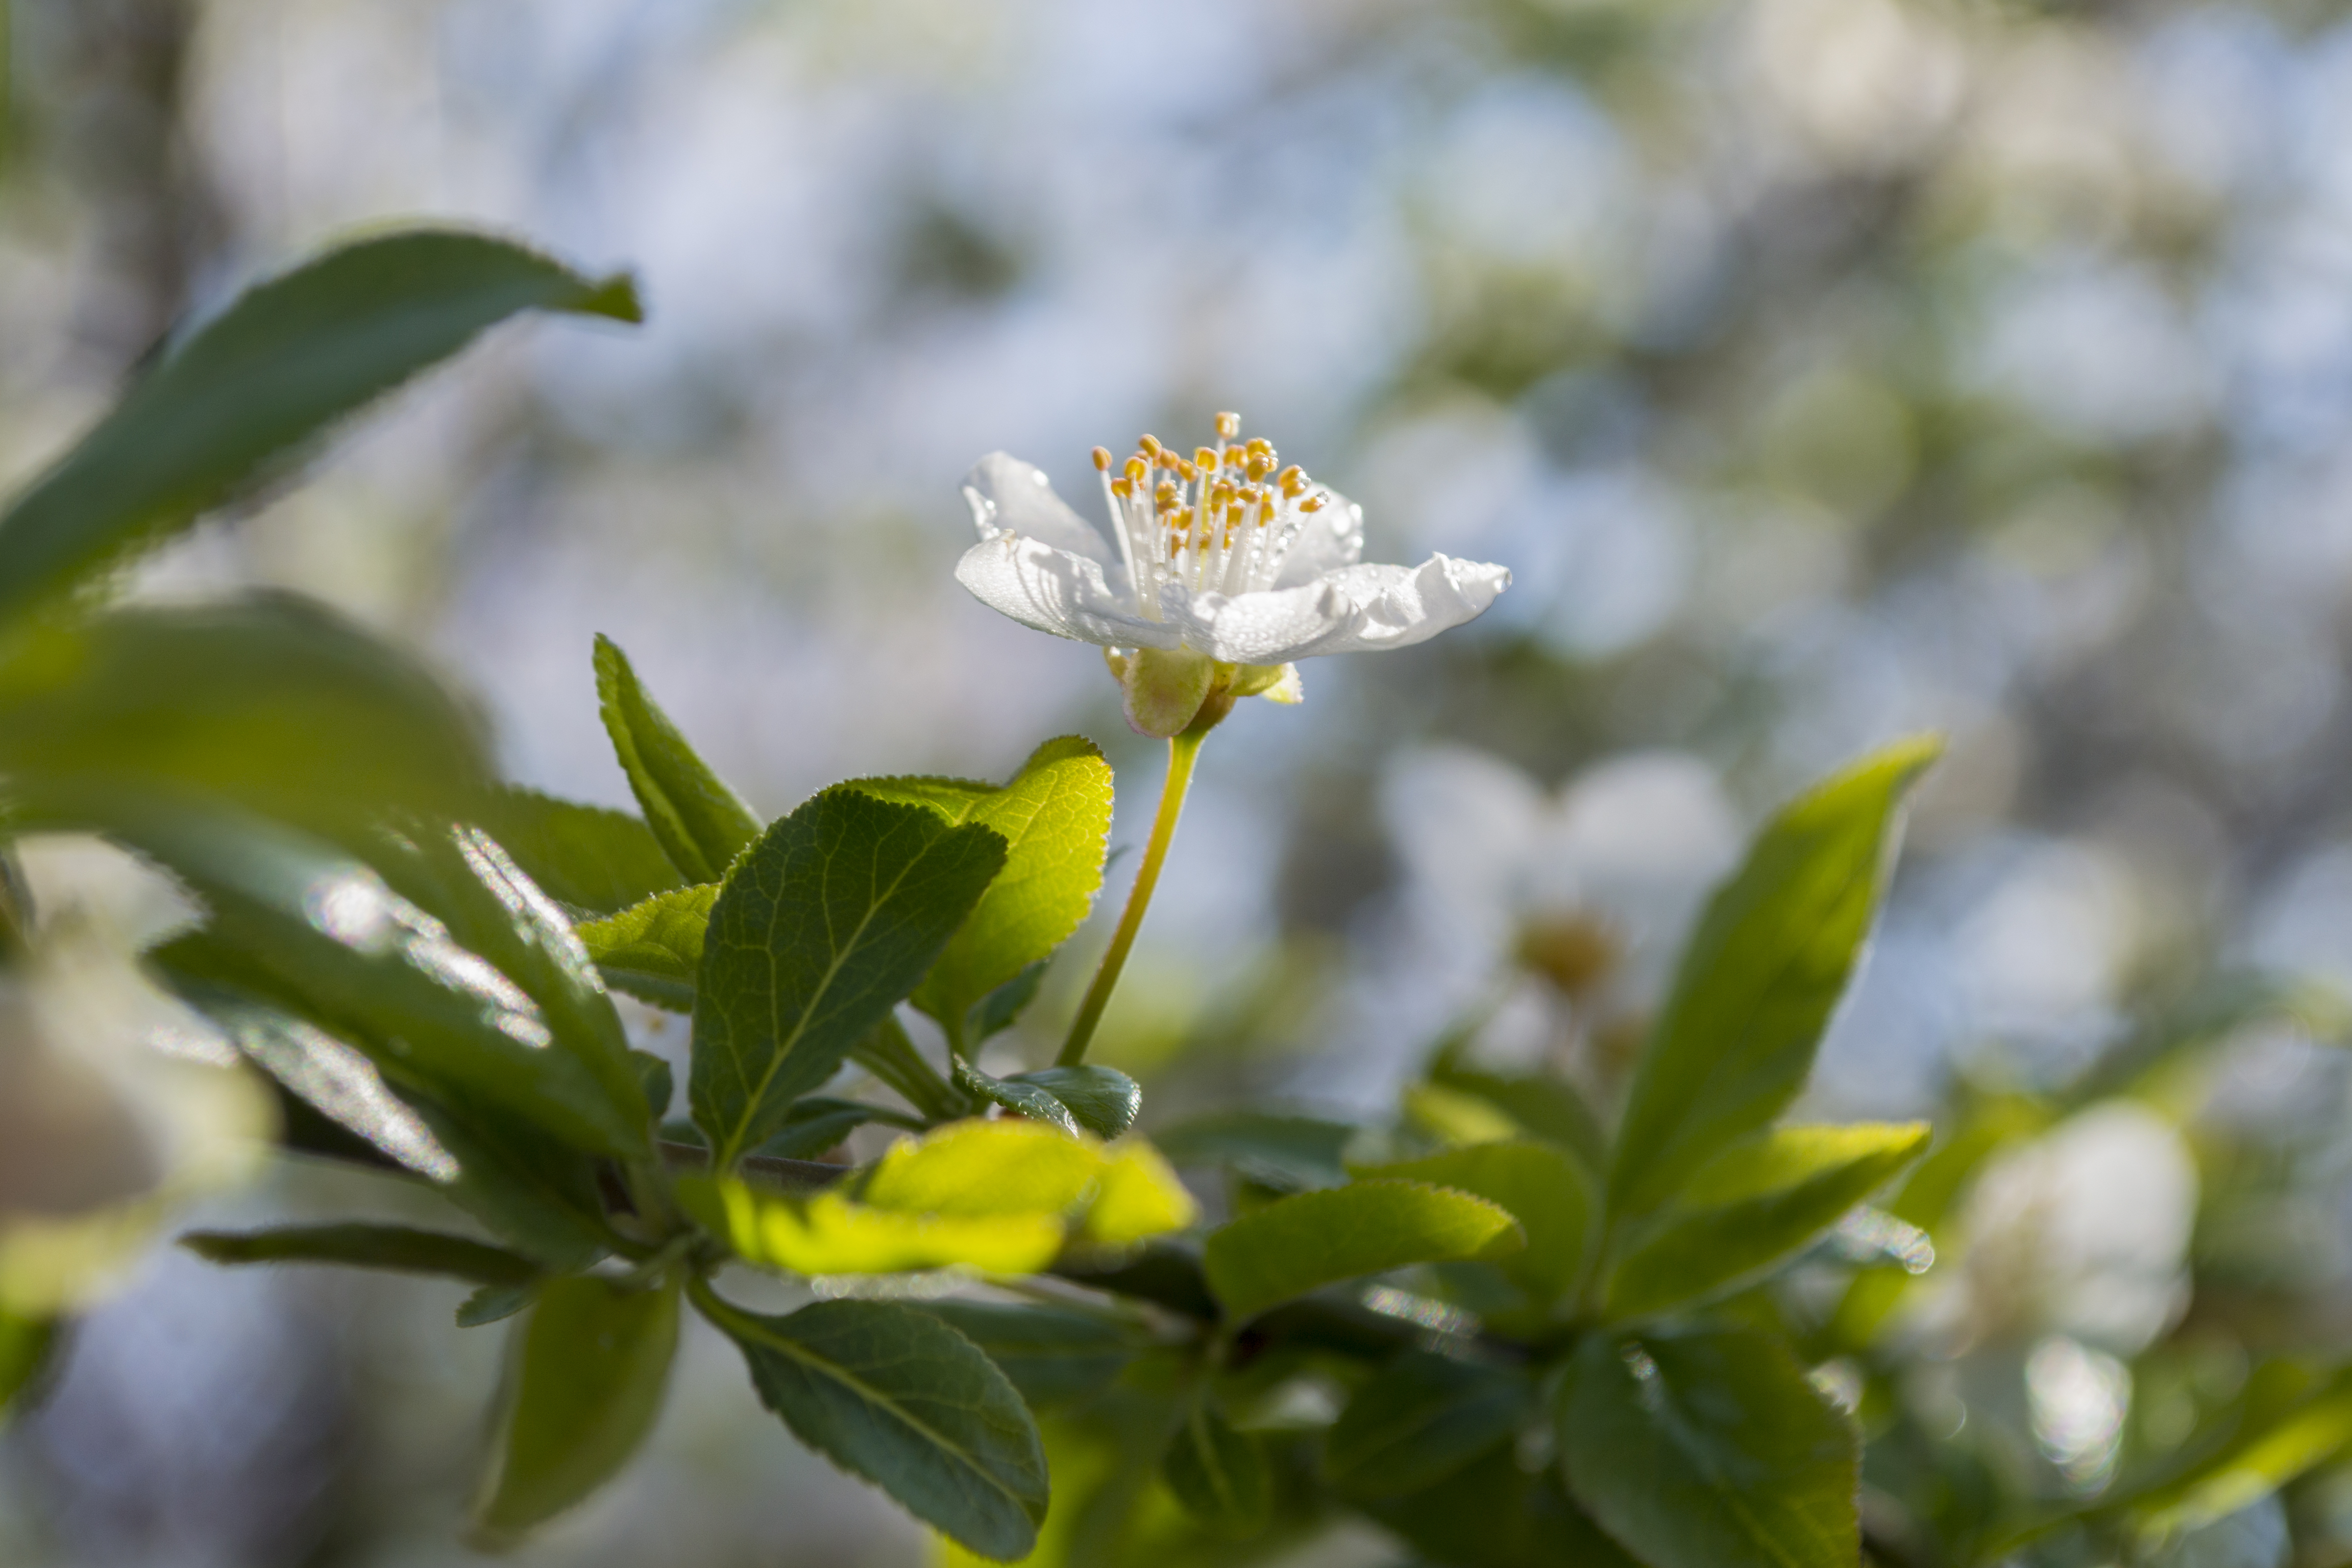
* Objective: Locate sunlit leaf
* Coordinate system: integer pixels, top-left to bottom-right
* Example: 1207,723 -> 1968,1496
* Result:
0,596 -> 489,833
0,1309 -> 59,1419
856,1119 -> 1102,1217
1606,1122 -> 1929,1320
697,1179 -> 1067,1276
1162,1398 -> 1270,1537
1326,1350 -> 1534,1499
181,1222 -> 539,1285
1202,1180 -> 1525,1323
0,228 -> 638,623
1560,1325 -> 1857,1568
689,790 -> 1005,1169
1609,737 -> 1940,1222
853,737 -> 1114,1048
1073,1142 -> 1196,1247
695,1288 -> 1048,1560
2117,1363 -> 2352,1540
593,635 -> 762,885
577,883 -> 717,1012
488,789 -> 682,916
474,1275 -> 678,1546
1354,1142 -> 1591,1309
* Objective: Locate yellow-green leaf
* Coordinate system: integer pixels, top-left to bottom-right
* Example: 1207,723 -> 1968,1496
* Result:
1202,1180 -> 1525,1323
1354,1142 -> 1592,1309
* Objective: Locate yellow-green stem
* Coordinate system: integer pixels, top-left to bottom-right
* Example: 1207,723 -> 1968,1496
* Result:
1059,725 -> 1208,1066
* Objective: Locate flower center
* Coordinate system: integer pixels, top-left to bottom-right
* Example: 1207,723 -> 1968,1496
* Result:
1091,410 -> 1334,610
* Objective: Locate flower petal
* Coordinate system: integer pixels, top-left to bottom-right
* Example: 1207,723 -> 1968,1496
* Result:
956,535 -> 1182,649
961,452 -> 1113,567
1271,490 -> 1365,586
1168,554 -> 1511,664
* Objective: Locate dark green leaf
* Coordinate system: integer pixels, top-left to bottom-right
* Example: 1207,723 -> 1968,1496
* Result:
1162,1398 -> 1270,1537
689,789 -> 1006,1169
1202,1179 -> 1526,1323
1606,1122 -> 1930,1320
1560,1325 -> 1858,1568
848,1012 -> 967,1122
593,635 -> 761,884
694,1286 -> 1048,1560
1609,737 -> 1940,1221
459,1285 -> 536,1328
157,963 -> 612,1269
487,789 -> 683,916
577,883 -> 716,1012
853,737 -> 1114,1049
1361,1444 -> 1639,1568
180,1222 -> 538,1285
1426,1058 -> 1608,1177
1003,1066 -> 1142,1140
917,1301 -> 1136,1411
630,1050 -> 674,1120
112,802 -> 647,1160
0,228 -> 639,622
475,1275 -> 678,1546
958,1063 -> 1083,1136
1153,1111 -> 1358,1192
1326,1350 -> 1534,1498
1355,1142 -> 1591,1309
1,1309 -> 60,1418
2111,1362 -> 2352,1539
0,595 -> 489,832
751,1096 -> 922,1161
970,961 -> 1047,1043
373,822 -> 652,1153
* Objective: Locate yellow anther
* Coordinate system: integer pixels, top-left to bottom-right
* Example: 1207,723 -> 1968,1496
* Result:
1195,447 -> 1219,471
1300,494 -> 1325,513
1154,480 -> 1179,510
1209,481 -> 1234,508
1278,464 -> 1304,495
1123,456 -> 1147,483
1111,477 -> 1134,499
1215,411 -> 1241,440
1177,460 -> 1198,482
1092,446 -> 1113,472
1245,437 -> 1273,459
1140,434 -> 1163,457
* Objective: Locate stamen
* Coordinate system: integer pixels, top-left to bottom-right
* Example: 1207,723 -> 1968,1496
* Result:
1092,447 -> 1113,472
1215,411 -> 1241,441
1089,411 -> 1335,602
1195,447 -> 1219,471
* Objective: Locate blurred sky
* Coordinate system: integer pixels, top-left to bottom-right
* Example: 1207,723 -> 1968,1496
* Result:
12,0 -> 2352,1561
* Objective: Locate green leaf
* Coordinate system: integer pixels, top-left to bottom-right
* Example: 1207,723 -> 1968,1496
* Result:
593,635 -> 762,884
696,1182 -> 1069,1276
630,1050 -> 674,1120
1560,1325 -> 1857,1568
854,737 -> 1114,1048
1606,1122 -> 1930,1320
1,1309 -> 60,1418
487,789 -> 683,916
111,802 -> 649,1159
156,959 -> 614,1269
689,789 -> 1006,1169
459,1285 -> 536,1328
1153,1111 -> 1358,1192
693,1287 -> 1048,1560
475,1275 -> 678,1546
577,883 -> 717,1012
1326,1350 -> 1534,1498
752,1096 -> 922,1161
1425,1058 -> 1608,1177
180,1223 -> 538,1285
958,1063 -> 1143,1140
374,822 -> 652,1154
1354,1142 -> 1592,1309
848,1012 -> 966,1121
1608,737 -> 1940,1222
1362,1443 -> 1640,1568
1162,1398 -> 1270,1537
917,1302 -> 1136,1412
2117,1363 -> 2352,1539
1004,1066 -> 1142,1140
1071,1142 -> 1197,1247
0,228 -> 638,623
0,595 -> 489,833
1202,1180 -> 1525,1323
970,961 -> 1047,1043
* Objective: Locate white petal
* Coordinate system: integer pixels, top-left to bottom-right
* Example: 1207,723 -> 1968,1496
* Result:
960,452 -> 1113,566
1167,553 -> 1511,664
1271,489 -> 1365,586
956,535 -> 1181,649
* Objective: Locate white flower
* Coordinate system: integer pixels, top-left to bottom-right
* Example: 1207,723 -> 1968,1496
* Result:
955,413 -> 1511,734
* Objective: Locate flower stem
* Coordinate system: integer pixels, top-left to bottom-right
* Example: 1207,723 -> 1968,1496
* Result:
1059,723 -> 1209,1067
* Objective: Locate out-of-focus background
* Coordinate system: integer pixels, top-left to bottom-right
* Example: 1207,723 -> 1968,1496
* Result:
8,0 -> 2352,1562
